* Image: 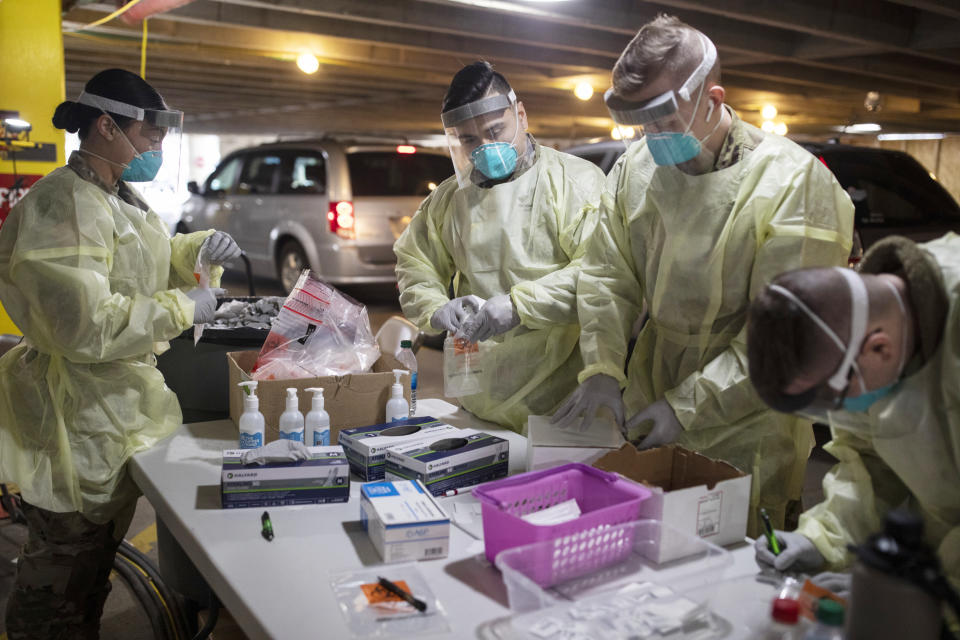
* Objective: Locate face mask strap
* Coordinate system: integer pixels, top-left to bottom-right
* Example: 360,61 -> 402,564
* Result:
828,268 -> 869,394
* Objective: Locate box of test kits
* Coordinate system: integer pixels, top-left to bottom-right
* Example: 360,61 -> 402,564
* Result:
338,417 -> 460,481
220,445 -> 350,509
594,445 -> 751,563
384,428 -> 509,496
360,479 -> 450,563
226,350 -> 410,445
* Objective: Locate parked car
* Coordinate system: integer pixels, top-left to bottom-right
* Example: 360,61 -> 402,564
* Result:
563,140 -> 960,255
178,140 -> 453,292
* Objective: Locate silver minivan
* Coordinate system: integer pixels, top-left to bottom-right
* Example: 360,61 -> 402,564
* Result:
178,139 -> 452,292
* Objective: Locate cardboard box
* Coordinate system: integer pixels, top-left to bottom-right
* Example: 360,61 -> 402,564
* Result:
526,415 -> 624,471
227,350 -> 410,445
594,444 -> 751,563
385,428 -> 509,495
360,479 -> 450,563
338,417 -> 459,481
220,445 -> 350,509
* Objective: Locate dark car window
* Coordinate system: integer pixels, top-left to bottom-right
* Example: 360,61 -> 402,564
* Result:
577,150 -> 611,171
822,151 -> 960,226
277,151 -> 327,195
205,156 -> 243,195
347,151 -> 452,197
238,153 -> 283,195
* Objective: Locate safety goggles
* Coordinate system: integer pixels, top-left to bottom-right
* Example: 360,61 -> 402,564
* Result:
441,89 -> 521,188
77,92 -> 184,129
765,268 -> 870,421
604,33 -> 717,133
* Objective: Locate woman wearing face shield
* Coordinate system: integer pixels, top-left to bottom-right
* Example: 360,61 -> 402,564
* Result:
394,61 -> 606,432
0,68 -> 239,638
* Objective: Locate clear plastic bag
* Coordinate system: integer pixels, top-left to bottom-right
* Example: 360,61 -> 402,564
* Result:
329,565 -> 449,639
443,331 -> 485,397
252,270 -> 380,380
192,252 -> 214,345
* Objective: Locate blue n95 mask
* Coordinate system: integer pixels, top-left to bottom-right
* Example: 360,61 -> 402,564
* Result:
470,142 -> 518,180
841,381 -> 900,413
121,150 -> 163,182
646,131 -> 703,166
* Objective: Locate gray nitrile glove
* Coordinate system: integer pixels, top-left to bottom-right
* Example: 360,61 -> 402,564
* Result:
754,530 -> 825,572
240,439 -> 311,465
462,294 -> 520,342
430,295 -> 485,334
200,231 -> 242,264
187,287 -> 225,324
550,374 -> 625,432
628,398 -> 683,448
811,571 -> 852,599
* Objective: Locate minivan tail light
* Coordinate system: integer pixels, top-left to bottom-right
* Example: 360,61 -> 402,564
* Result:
818,155 -> 829,168
328,200 -> 355,239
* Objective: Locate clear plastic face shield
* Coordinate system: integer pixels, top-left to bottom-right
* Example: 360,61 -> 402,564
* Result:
441,89 -> 522,188
76,91 -> 184,203
604,33 -> 721,166
765,269 -> 907,427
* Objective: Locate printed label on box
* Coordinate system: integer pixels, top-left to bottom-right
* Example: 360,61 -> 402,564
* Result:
697,491 -> 722,538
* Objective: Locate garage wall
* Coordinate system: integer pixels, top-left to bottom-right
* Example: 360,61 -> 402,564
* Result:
843,136 -> 960,206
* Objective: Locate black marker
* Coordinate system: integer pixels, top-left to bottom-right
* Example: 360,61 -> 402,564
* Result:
261,511 -> 274,541
377,576 -> 427,612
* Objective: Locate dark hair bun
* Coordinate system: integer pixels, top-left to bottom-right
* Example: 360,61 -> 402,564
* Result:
52,101 -> 80,133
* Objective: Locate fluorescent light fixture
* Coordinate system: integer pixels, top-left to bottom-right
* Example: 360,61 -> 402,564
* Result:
843,123 -> 882,133
761,105 -> 777,120
297,52 -> 319,74
877,133 -> 945,141
574,82 -> 594,101
3,118 -> 32,133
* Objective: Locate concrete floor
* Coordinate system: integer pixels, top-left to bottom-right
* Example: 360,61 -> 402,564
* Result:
0,273 -> 838,640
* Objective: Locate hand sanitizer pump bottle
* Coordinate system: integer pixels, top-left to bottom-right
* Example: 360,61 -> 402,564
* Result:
237,381 -> 265,449
385,369 -> 409,422
278,387 -> 305,443
305,387 -> 331,446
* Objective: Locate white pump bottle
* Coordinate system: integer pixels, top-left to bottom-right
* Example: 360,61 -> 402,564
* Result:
385,369 -> 410,423
237,381 -> 265,449
304,387 -> 331,446
278,387 -> 305,442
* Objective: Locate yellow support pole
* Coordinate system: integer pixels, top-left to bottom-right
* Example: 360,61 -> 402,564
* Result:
0,0 -> 65,335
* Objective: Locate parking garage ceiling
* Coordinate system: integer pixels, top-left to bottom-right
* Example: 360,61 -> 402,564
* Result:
61,0 -> 960,142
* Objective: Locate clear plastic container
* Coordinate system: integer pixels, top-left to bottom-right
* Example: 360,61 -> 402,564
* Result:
494,519 -> 733,613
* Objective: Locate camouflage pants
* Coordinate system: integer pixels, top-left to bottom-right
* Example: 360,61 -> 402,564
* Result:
5,500 -> 135,640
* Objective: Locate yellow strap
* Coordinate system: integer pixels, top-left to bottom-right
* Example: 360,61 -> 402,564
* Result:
140,18 -> 148,79
75,0 -> 145,31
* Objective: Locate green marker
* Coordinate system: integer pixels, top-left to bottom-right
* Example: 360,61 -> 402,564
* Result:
261,510 -> 274,541
760,507 -> 781,555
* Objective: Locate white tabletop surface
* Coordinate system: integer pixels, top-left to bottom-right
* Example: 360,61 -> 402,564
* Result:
129,399 -> 775,640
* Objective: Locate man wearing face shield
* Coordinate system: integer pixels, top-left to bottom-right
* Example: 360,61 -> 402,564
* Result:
394,61 -> 605,431
0,68 -> 239,638
552,15 -> 854,535
746,234 -> 960,586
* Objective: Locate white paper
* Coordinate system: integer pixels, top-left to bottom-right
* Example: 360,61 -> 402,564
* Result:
520,498 -> 581,526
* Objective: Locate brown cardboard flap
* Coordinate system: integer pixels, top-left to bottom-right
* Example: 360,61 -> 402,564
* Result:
594,443 -> 746,491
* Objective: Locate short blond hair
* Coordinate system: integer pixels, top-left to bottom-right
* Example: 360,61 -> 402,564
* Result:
612,14 -> 720,96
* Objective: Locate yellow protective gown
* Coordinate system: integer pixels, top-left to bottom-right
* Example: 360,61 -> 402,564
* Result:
395,144 -> 605,431
0,164 -> 218,524
578,119 -> 854,533
797,234 -> 960,584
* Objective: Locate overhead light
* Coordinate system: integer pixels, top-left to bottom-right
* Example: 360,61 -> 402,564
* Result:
761,120 -> 775,133
761,105 -> 777,120
297,52 -> 319,74
773,122 -> 788,136
877,132 -> 945,141
396,145 -> 417,154
610,126 -> 635,140
930,172 -> 938,181
3,118 -> 32,134
843,123 -> 882,133
574,82 -> 594,101
427,182 -> 437,191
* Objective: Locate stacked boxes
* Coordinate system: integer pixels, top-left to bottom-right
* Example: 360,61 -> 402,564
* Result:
360,479 -> 450,563
338,416 -> 459,481
385,428 -> 509,496
220,446 -> 350,509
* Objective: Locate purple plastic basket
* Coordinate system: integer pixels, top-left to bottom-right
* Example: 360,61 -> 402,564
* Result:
473,463 -> 651,564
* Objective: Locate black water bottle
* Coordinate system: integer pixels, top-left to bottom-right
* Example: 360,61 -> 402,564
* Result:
846,509 -> 942,640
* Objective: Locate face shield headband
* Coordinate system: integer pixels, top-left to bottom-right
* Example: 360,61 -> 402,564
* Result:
77,92 -> 183,129
442,89 -> 522,186
764,268 -> 870,416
